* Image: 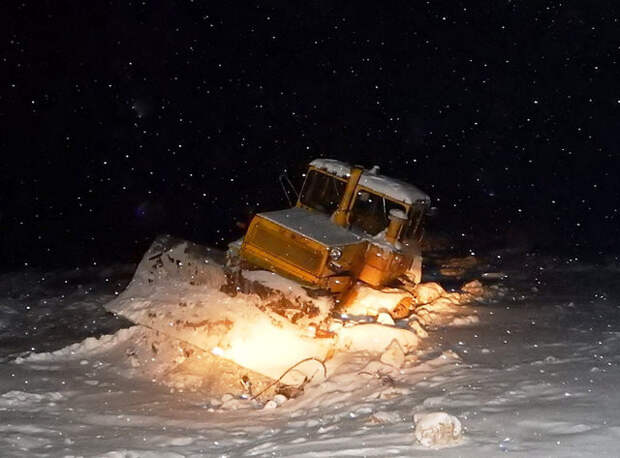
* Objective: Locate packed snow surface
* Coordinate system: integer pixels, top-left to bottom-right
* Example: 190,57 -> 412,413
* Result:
1,247 -> 620,456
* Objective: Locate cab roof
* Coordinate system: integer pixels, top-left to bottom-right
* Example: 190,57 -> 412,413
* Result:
309,158 -> 431,206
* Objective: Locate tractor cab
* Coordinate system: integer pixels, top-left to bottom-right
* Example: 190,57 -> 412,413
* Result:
299,160 -> 429,244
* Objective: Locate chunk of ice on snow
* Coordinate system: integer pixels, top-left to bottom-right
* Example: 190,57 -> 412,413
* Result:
414,411 -> 463,448
380,339 -> 405,368
408,319 -> 428,338
376,312 -> 395,326
336,323 -> 418,353
412,282 -> 445,304
263,400 -> 278,409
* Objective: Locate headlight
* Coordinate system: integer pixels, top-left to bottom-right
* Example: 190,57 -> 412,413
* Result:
329,247 -> 342,261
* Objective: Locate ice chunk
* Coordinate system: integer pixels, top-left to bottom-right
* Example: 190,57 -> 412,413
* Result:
263,400 -> 278,409
376,312 -> 395,326
342,284 -> 412,316
380,339 -> 405,368
449,315 -> 480,326
414,411 -> 463,448
336,323 -> 418,353
461,280 -> 484,297
408,319 -> 428,338
411,282 -> 445,304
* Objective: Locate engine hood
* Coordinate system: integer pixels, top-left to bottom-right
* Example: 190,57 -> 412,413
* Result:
258,207 -> 364,248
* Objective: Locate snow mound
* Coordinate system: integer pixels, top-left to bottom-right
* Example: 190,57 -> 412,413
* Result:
28,235 -> 473,404
103,236 -> 468,390
105,235 -> 333,385
15,327 -> 138,363
414,411 -> 463,448
129,235 -> 227,289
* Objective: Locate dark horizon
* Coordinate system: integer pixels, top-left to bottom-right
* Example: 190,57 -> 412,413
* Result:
3,1 -> 619,271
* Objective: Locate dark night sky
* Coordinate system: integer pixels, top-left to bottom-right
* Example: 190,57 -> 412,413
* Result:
2,1 -> 619,271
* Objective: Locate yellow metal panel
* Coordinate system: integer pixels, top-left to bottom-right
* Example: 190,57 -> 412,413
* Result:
358,244 -> 414,286
240,216 -> 328,287
358,263 -> 384,287
323,275 -> 353,293
241,243 -> 320,286
339,242 -> 367,275
250,222 -> 324,274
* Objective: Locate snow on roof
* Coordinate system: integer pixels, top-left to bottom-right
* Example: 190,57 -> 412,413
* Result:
309,158 -> 431,205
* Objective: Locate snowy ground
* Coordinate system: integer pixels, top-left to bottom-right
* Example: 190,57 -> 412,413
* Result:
1,248 -> 619,457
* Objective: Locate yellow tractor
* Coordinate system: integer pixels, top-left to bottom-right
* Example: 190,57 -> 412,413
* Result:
228,159 -> 431,316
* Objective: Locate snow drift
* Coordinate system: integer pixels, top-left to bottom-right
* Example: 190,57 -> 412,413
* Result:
103,235 -> 480,400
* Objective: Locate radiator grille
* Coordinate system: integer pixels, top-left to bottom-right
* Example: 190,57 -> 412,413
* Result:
249,224 -> 324,274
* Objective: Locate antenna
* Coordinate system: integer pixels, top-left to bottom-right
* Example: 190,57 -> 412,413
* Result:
279,170 -> 299,206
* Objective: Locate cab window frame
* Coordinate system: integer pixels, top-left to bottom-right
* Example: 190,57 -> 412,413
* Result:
298,168 -> 347,215
349,185 -> 410,237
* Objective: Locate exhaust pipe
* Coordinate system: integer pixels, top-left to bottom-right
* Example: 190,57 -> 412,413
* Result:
385,209 -> 407,244
331,165 -> 363,227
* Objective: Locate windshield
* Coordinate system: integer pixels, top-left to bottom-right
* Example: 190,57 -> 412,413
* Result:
299,170 -> 346,214
350,190 -> 408,236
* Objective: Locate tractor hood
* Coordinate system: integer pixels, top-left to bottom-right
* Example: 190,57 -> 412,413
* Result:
259,207 -> 363,248
240,207 -> 367,291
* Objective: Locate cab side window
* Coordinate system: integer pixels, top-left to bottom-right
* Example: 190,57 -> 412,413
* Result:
350,190 -> 407,236
406,206 -> 425,242
299,170 -> 346,214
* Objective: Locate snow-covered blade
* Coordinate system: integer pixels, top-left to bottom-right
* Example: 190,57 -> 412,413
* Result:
105,235 -> 334,385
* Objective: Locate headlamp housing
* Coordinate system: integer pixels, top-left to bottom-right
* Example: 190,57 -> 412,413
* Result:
329,247 -> 343,261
